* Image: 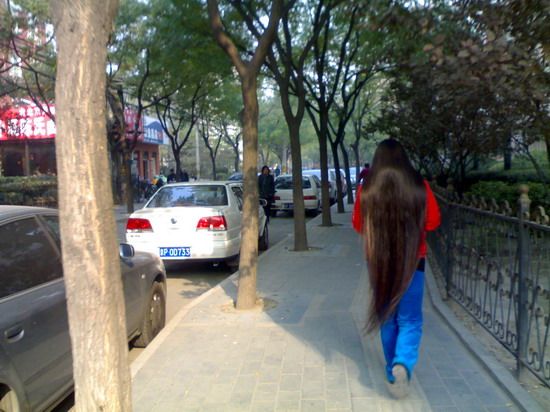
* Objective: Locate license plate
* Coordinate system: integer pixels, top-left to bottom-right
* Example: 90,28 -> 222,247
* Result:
284,203 -> 293,209
159,247 -> 191,257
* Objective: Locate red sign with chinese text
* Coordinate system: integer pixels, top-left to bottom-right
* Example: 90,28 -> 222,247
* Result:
0,105 -> 56,140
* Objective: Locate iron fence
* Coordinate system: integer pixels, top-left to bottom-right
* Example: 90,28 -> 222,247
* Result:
428,184 -> 550,387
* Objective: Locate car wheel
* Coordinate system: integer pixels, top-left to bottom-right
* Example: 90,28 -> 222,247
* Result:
306,208 -> 318,217
258,223 -> 269,251
134,282 -> 166,348
0,387 -> 19,412
270,210 -> 277,218
226,254 -> 240,271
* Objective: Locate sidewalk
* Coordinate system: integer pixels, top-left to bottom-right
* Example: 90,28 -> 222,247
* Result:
130,202 -> 544,412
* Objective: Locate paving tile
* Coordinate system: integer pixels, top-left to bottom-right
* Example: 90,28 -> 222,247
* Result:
279,374 -> 302,391
301,399 -> 327,412
251,400 -> 276,412
303,366 -> 324,381
258,367 -> 282,383
325,372 -> 348,391
325,389 -> 351,409
254,383 -> 278,401
422,385 -> 455,407
351,398 -> 380,411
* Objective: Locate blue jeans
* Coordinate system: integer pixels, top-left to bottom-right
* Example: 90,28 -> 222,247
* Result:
380,268 -> 424,383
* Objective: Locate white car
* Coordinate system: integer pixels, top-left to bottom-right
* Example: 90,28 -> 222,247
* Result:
125,182 -> 269,267
272,174 -> 321,216
302,169 -> 338,204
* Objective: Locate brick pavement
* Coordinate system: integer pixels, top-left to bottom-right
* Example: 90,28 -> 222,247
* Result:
130,203 -> 544,412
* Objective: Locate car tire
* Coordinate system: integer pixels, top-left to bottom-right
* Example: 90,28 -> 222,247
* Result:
0,387 -> 19,412
134,282 -> 166,348
270,210 -> 277,218
226,254 -> 240,271
306,208 -> 318,217
258,223 -> 269,251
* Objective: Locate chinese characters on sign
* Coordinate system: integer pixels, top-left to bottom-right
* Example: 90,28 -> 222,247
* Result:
0,105 -> 56,140
1,104 -> 165,144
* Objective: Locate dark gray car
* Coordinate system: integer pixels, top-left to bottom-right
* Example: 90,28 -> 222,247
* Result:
0,206 -> 167,412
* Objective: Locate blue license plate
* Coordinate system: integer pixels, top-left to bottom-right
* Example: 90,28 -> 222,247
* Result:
284,203 -> 293,209
159,247 -> 191,257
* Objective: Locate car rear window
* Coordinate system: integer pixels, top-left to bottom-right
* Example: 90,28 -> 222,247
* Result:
275,177 -> 311,189
147,185 -> 228,208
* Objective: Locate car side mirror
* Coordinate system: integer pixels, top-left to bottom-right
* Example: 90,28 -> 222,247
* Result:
119,243 -> 135,258
259,198 -> 267,207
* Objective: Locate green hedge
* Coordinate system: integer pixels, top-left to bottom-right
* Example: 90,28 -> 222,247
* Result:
0,176 -> 58,207
467,180 -> 550,210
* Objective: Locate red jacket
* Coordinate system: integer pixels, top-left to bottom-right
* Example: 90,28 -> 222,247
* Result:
352,179 -> 440,258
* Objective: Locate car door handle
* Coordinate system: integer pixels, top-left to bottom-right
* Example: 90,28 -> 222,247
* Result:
4,325 -> 24,343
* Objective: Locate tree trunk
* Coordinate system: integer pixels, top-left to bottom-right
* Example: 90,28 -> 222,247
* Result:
504,148 -> 512,170
544,131 -> 550,177
121,151 -> 134,213
210,153 -> 217,180
288,120 -> 308,251
233,145 -> 239,172
110,149 -> 122,204
340,141 -> 354,204
236,73 -> 260,310
51,1 -> 131,411
318,111 -> 332,226
330,140 -> 345,213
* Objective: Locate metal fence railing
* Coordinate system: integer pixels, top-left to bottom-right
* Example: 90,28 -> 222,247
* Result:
428,184 -> 550,387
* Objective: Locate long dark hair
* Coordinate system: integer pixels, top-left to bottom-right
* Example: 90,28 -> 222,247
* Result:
360,139 -> 426,332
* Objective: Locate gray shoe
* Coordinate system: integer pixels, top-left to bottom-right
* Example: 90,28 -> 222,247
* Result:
387,364 -> 409,399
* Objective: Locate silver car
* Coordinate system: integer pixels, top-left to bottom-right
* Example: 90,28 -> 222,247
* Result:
0,206 -> 167,412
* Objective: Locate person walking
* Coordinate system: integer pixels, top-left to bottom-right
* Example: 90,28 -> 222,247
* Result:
357,162 -> 370,186
258,165 -> 275,220
352,139 -> 440,399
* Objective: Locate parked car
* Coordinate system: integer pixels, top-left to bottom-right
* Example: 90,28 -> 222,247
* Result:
330,168 -> 348,194
227,172 -> 243,181
302,169 -> 337,204
125,181 -> 269,266
272,174 -> 321,216
347,167 -> 357,187
0,206 -> 167,412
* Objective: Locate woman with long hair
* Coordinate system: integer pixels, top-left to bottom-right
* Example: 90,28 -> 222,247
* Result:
352,139 -> 440,398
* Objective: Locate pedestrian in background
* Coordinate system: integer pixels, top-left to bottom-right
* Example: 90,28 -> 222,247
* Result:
258,165 -> 275,220
180,169 -> 190,182
352,139 -> 440,398
357,162 -> 370,186
167,169 -> 177,183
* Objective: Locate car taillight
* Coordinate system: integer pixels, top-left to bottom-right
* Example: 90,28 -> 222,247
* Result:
304,195 -> 317,200
126,218 -> 153,232
196,215 -> 227,231
274,195 -> 280,200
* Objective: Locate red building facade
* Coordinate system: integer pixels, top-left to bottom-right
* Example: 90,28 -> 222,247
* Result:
0,104 -> 164,179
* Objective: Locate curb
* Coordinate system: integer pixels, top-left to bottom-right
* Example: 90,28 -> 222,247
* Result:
424,262 -> 544,412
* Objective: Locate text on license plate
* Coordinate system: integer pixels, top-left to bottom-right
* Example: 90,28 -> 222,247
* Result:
159,247 -> 191,257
